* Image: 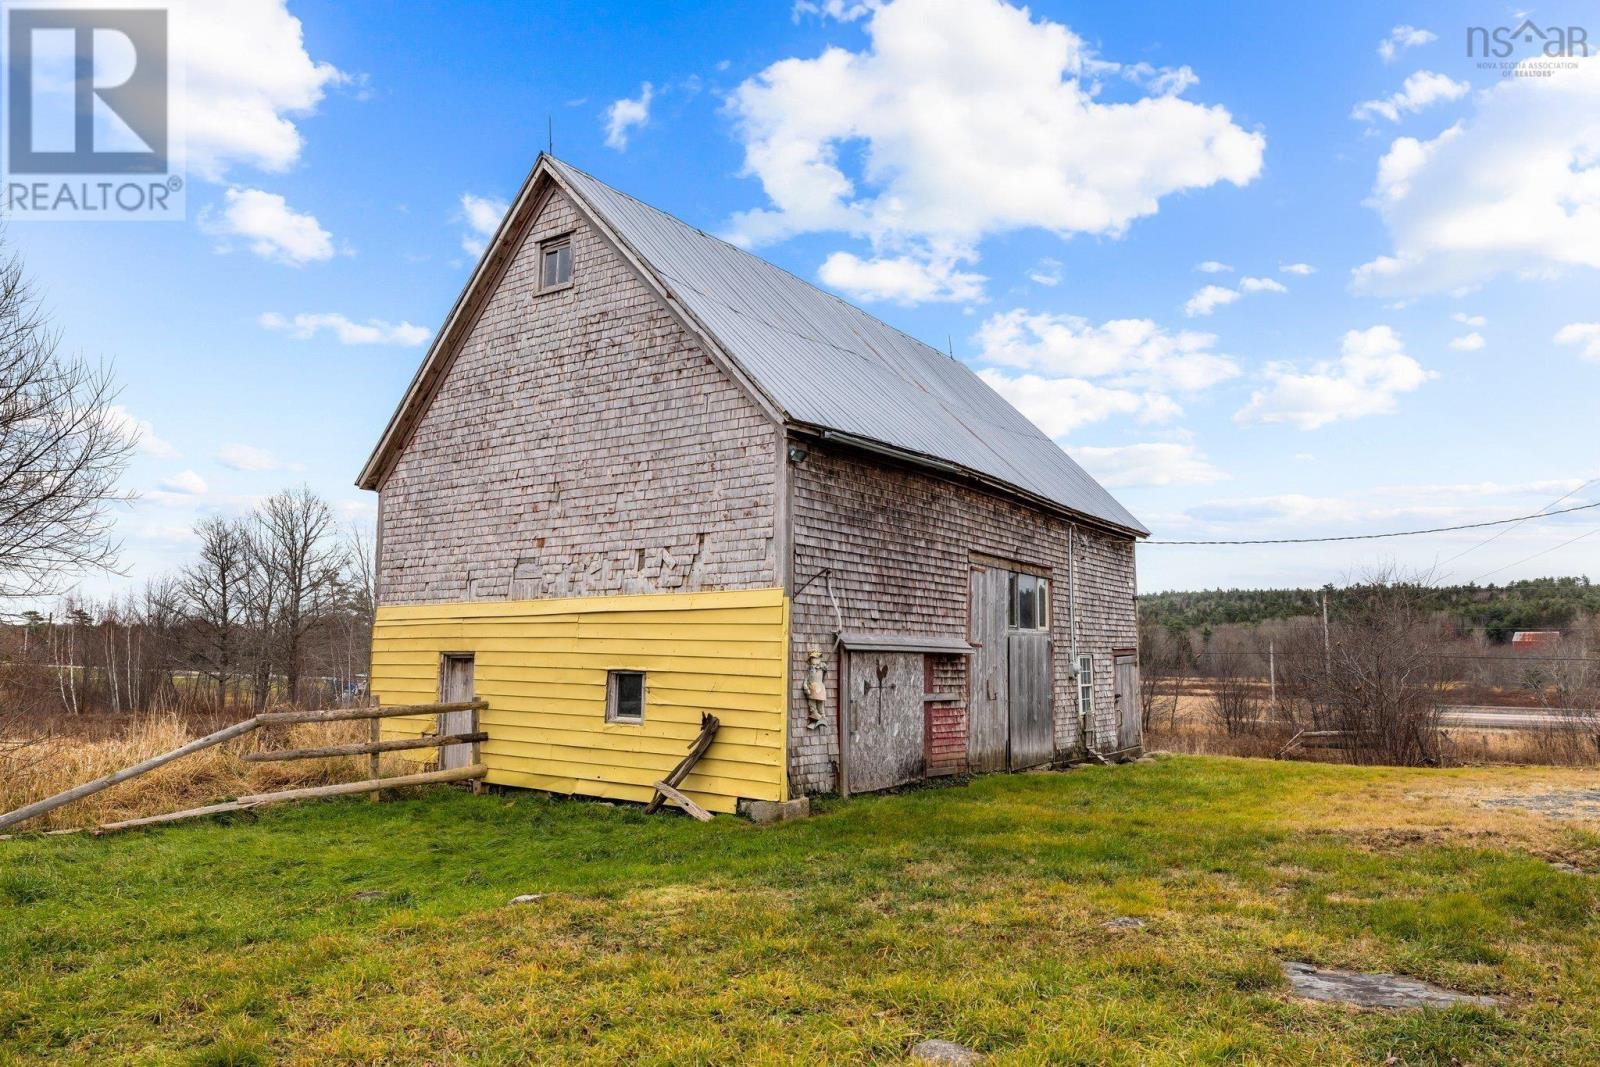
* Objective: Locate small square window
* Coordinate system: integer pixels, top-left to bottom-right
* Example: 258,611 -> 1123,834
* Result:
607,670 -> 645,723
540,237 -> 572,289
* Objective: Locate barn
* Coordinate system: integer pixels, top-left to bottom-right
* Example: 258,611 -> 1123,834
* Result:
358,155 -> 1148,815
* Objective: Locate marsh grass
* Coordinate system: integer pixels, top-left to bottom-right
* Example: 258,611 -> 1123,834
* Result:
2,756 -> 1598,1064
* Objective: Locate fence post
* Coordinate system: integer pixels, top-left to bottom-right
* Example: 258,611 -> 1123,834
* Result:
368,715 -> 381,803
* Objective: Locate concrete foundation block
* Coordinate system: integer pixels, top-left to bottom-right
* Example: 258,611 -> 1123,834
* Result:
741,796 -> 810,825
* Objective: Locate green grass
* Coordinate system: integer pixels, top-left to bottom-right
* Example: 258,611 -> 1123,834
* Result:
2,757 -> 1598,1065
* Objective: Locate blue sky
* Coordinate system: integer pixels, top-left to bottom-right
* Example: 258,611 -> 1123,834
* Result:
13,0 -> 1600,598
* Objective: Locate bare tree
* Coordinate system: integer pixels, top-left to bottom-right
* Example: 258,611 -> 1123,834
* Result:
253,487 -> 346,706
0,248 -> 136,599
1315,571 -> 1447,766
1207,656 -> 1260,737
180,516 -> 249,709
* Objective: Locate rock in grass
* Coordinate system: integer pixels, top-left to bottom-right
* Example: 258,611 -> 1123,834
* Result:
1282,961 -> 1501,1010
509,893 -> 549,905
1102,916 -> 1145,930
910,1038 -> 981,1065
350,890 -> 384,901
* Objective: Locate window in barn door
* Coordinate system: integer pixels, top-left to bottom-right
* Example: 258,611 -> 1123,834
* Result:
539,235 -> 572,290
1007,572 -> 1050,631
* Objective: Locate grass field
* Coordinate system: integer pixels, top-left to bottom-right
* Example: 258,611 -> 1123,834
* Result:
3,756 -> 1599,1065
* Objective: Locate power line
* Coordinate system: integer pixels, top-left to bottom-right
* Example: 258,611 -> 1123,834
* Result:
1469,524 -> 1600,584
1144,499 -> 1600,545
1437,475 -> 1600,573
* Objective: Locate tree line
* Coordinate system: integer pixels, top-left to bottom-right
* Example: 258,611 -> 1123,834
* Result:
1139,576 -> 1600,641
2,488 -> 374,718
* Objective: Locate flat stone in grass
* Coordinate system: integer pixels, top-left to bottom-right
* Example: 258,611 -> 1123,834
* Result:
1282,961 -> 1501,1010
1480,790 -> 1600,820
910,1038 -> 981,1064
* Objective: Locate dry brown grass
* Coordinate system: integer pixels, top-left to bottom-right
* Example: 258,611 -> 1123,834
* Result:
1149,682 -> 1600,768
0,713 -> 414,831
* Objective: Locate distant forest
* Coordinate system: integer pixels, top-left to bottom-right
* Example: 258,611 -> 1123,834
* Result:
1138,577 -> 1600,641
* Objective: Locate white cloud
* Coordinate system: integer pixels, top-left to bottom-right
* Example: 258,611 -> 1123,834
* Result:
217,444 -> 297,472
216,444 -> 274,471
1354,56 -> 1600,295
1236,325 -> 1435,429
976,310 -> 1239,393
1280,262 -> 1315,275
727,0 -> 1263,294
1448,332 -> 1485,351
1184,284 -> 1241,317
793,0 -> 879,20
978,370 -> 1177,437
177,0 -> 346,182
1452,312 -> 1486,327
1379,25 -> 1436,62
818,249 -> 986,304
106,405 -> 178,460
1195,260 -> 1233,274
1555,322 -> 1600,361
459,193 -> 508,256
1028,257 -> 1063,286
158,470 -> 208,496
1352,70 -> 1468,124
1238,275 -> 1287,293
604,82 -> 655,151
259,311 -> 430,347
204,188 -> 334,266
1073,442 -> 1226,488
1376,24 -> 1440,61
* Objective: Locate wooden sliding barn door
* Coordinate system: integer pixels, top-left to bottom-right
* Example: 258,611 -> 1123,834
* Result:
967,565 -> 1009,772
1006,631 -> 1053,769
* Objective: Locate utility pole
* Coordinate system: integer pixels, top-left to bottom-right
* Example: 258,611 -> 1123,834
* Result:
1321,589 -> 1331,673
1269,639 -> 1277,711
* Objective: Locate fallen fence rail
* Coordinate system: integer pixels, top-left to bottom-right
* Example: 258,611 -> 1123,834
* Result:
5,765 -> 488,839
0,700 -> 489,836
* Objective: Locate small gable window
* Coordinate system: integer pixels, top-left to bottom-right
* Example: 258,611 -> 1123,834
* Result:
607,670 -> 645,724
540,236 -> 572,290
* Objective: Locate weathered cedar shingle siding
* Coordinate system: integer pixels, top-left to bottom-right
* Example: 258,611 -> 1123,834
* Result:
787,440 -> 1136,796
377,188 -> 780,603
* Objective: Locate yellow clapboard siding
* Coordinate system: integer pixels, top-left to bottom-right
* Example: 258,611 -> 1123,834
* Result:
378,587 -> 783,622
484,770 -> 741,814
481,743 -> 777,785
371,588 -> 789,811
372,636 -> 785,660
480,702 -> 782,733
371,650 -> 784,679
481,715 -> 782,751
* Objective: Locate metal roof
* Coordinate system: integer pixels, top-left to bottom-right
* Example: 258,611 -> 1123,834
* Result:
550,158 -> 1147,537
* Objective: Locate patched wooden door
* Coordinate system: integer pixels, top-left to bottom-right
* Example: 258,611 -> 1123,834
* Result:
438,654 -> 476,771
1114,651 -> 1141,752
1007,632 -> 1053,769
967,565 -> 1009,772
846,651 -> 925,793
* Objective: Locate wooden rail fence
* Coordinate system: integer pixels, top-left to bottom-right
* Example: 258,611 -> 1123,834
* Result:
0,700 -> 488,838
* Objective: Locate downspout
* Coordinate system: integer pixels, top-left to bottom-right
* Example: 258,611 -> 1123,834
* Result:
1068,523 -> 1082,750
